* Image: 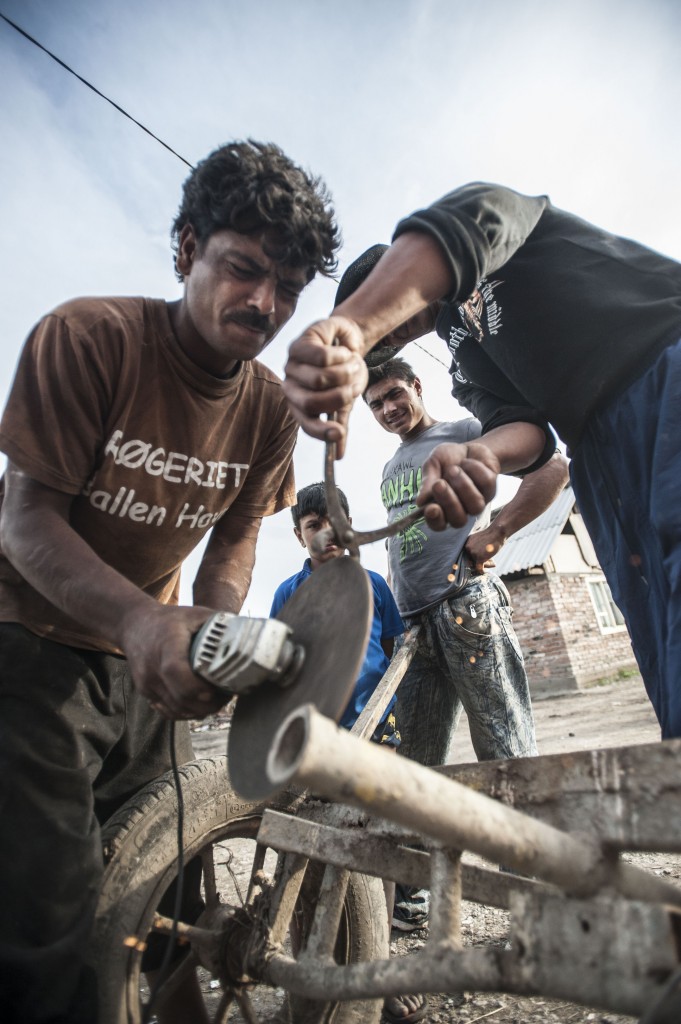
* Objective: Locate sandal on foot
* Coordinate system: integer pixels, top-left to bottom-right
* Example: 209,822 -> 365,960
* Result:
382,993 -> 428,1023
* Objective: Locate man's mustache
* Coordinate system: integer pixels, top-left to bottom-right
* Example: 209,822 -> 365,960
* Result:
225,311 -> 274,333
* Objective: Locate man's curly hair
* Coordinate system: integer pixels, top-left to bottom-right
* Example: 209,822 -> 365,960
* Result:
171,140 -> 340,282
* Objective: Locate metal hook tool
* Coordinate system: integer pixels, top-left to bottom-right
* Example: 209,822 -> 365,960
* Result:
318,413 -> 425,561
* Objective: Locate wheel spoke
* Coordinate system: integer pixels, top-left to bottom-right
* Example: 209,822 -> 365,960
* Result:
234,988 -> 261,1023
213,988 -> 234,1023
149,949 -> 200,1006
202,844 -> 219,908
246,843 -> 269,905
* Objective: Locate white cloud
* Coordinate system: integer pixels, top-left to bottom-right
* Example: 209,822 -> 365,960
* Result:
1,0 -> 679,616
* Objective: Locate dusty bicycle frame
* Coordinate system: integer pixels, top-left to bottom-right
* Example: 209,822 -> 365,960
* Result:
147,445 -> 681,1023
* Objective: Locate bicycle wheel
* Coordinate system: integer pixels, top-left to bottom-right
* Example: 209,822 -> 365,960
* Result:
93,755 -> 388,1023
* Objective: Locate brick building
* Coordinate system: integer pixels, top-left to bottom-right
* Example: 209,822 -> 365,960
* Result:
492,486 -> 637,697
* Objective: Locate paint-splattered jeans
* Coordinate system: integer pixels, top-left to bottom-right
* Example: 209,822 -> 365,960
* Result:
396,573 -> 537,766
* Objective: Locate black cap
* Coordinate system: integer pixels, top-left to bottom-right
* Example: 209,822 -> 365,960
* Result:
333,243 -> 389,307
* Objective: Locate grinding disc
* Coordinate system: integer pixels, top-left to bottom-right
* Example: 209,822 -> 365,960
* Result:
228,557 -> 373,800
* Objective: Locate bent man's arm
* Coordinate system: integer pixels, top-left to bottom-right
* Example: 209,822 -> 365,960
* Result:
283,184 -> 547,453
283,234 -> 451,455
416,422 -> 547,531
192,511 -> 262,613
465,452 -> 570,568
0,463 -> 225,719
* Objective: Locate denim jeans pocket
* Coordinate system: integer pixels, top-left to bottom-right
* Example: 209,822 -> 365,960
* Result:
444,586 -> 497,651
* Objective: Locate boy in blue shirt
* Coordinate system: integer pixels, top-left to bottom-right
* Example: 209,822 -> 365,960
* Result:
271,481 -> 403,745
273,483 -> 430,1022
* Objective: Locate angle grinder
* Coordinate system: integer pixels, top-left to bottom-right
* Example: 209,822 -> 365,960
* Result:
191,556 -> 374,801
191,612 -> 305,696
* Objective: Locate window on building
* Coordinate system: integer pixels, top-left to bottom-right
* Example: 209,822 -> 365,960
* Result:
587,578 -> 626,633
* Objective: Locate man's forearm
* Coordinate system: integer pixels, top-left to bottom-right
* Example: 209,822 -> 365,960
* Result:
393,184 -> 547,299
464,451 -> 569,567
490,452 -> 570,541
192,514 -> 261,612
333,233 -> 453,355
332,186 -> 547,357
478,422 -> 547,475
192,573 -> 253,615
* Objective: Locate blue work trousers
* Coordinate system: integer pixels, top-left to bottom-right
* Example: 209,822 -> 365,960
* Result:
571,336 -> 681,739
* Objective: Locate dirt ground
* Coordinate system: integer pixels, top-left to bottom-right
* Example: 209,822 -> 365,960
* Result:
448,670 -> 661,762
191,673 -> 678,1023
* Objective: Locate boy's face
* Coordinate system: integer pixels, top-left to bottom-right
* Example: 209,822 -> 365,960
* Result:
295,511 -> 349,568
365,375 -> 425,438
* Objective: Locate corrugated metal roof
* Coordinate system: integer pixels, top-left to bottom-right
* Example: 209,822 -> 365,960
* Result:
491,485 -> 576,576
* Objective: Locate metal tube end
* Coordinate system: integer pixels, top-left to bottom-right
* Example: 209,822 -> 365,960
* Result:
266,703 -> 313,786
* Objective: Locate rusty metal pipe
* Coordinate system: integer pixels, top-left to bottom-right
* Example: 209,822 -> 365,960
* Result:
266,705 -> 681,907
310,512 -> 425,559
265,934 -> 662,1017
266,944 -> 505,1006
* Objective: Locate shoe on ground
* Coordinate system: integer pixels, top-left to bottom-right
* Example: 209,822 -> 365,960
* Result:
391,889 -> 430,932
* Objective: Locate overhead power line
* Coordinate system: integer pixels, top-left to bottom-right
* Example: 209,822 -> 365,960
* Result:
1,9 -> 457,361
414,341 -> 451,369
0,10 -> 194,169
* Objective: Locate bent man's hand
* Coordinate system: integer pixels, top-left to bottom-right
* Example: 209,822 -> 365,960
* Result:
283,316 -> 368,458
119,603 -> 228,720
417,442 -> 500,529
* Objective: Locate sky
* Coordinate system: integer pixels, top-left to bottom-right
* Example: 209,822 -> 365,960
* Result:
1,0 -> 680,615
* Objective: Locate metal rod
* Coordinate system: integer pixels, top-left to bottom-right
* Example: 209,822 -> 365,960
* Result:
266,945 -> 506,1004
318,429 -> 424,559
323,434 -> 357,555
258,807 -> 542,910
265,919 -> 671,1018
349,504 -> 426,547
152,912 -> 214,943
310,506 -> 425,558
